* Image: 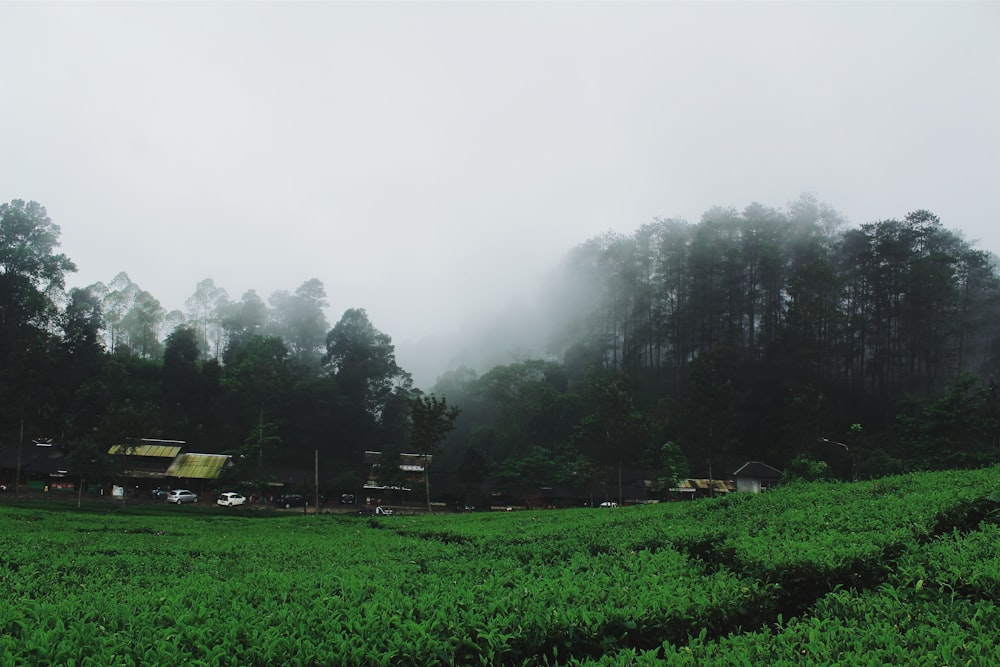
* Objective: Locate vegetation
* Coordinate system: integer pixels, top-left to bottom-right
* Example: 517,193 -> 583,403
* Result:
2,196 -> 1000,498
1,466 -> 998,665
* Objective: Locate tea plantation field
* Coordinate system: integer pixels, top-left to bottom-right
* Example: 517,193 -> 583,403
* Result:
2,467 -> 999,666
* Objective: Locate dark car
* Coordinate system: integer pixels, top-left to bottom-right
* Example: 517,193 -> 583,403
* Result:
277,494 -> 307,508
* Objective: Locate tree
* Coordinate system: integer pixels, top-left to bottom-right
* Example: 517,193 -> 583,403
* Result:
0,200 -> 76,447
66,437 -> 113,505
185,278 -> 229,361
783,195 -> 847,380
324,308 -> 412,423
654,440 -> 690,492
553,447 -> 602,506
494,444 -> 557,490
88,273 -> 165,358
408,394 -> 460,511
575,368 -> 648,505
0,200 -> 76,327
221,335 -> 290,472
95,272 -> 135,354
162,327 -> 201,425
120,288 -> 164,358
223,335 -> 290,401
679,347 -> 741,484
897,372 -> 1000,470
783,455 -> 833,482
456,446 -> 489,507
56,288 -> 106,438
162,309 -> 186,339
220,290 -> 269,360
409,394 -> 460,454
241,416 -> 282,475
373,443 -> 409,505
61,287 -> 104,362
268,279 -> 329,364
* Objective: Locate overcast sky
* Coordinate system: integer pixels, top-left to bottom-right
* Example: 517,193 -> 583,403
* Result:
3,1 -> 999,385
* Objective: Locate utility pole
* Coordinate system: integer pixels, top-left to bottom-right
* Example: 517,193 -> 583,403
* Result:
258,406 -> 265,471
423,454 -> 432,513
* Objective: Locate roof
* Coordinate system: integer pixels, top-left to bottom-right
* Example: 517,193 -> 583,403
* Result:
731,461 -> 784,479
166,453 -> 231,480
671,479 -> 736,493
108,443 -> 182,458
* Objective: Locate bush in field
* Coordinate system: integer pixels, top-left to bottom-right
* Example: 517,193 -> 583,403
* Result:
782,454 -> 833,482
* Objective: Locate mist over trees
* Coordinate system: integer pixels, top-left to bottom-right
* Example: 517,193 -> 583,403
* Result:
435,196 -> 1000,494
2,195 -> 999,499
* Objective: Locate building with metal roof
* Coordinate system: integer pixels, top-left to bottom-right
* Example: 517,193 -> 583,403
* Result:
731,461 -> 784,493
107,439 -> 232,482
165,453 -> 232,480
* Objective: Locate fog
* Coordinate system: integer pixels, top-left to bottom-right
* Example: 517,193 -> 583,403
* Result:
2,2 -> 998,389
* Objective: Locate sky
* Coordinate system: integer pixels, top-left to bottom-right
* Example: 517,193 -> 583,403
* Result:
2,1 -> 999,387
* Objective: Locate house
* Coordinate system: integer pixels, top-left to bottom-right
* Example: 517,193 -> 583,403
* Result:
108,439 -> 184,477
731,461 -> 783,493
108,439 -> 232,489
362,451 -> 432,506
0,439 -> 73,492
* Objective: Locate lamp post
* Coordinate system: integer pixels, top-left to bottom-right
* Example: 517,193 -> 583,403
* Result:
819,437 -> 856,482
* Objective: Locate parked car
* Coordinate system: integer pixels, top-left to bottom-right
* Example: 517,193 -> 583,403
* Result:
217,492 -> 246,507
599,501 -> 619,508
151,488 -> 168,499
166,489 -> 198,504
277,494 -> 307,508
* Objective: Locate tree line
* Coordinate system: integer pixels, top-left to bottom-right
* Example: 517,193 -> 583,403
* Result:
0,199 -> 456,491
435,195 -> 1000,494
2,196 -> 998,504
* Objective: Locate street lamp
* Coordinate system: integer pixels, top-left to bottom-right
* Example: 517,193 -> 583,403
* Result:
818,437 -> 857,482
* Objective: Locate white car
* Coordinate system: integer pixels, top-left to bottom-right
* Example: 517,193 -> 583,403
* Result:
166,489 -> 198,504
217,492 -> 246,507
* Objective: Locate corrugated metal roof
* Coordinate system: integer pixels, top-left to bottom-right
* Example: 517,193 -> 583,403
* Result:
673,478 -> 735,492
166,453 -> 230,479
108,444 -> 182,458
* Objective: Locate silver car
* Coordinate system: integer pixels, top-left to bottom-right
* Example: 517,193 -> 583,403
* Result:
166,489 -> 198,504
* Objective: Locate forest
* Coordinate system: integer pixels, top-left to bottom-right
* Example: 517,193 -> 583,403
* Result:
1,195 -> 999,503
